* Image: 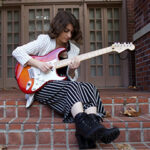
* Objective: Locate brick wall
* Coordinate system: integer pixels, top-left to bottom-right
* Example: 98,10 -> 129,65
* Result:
126,0 -> 136,86
134,0 -> 150,91
134,0 -> 150,32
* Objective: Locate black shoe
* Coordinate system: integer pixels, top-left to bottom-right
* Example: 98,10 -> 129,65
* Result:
100,127 -> 120,144
74,112 -> 103,139
88,114 -> 120,144
75,132 -> 96,149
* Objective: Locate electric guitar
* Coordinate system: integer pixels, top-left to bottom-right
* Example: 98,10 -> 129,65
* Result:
15,43 -> 135,94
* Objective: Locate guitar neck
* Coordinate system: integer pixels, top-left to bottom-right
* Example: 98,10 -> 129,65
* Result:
55,46 -> 113,69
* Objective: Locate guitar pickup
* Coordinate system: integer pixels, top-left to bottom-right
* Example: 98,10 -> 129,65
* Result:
28,68 -> 34,79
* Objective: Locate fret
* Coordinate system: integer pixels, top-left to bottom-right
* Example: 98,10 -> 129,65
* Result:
55,59 -> 71,69
54,43 -> 135,69
55,47 -> 112,69
78,47 -> 112,61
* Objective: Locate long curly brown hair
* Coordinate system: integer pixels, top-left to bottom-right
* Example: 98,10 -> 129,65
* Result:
49,10 -> 82,44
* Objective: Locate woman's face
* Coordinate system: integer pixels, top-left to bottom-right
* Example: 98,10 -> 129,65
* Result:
57,24 -> 74,44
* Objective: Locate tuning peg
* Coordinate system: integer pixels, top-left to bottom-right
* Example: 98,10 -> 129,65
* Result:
130,42 -> 133,46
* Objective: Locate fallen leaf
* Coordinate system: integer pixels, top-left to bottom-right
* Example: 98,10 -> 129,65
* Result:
116,143 -> 133,150
123,107 -> 141,117
105,111 -> 111,118
0,146 -> 7,150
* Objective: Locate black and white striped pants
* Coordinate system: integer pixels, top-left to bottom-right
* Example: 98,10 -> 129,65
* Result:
34,80 -> 105,123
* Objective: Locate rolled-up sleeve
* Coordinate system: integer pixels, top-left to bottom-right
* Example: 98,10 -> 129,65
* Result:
12,35 -> 48,66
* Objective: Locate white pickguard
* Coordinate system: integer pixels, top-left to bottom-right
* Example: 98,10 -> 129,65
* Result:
28,59 -> 66,92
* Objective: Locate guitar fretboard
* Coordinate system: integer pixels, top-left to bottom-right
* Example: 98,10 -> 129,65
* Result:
55,46 -> 112,69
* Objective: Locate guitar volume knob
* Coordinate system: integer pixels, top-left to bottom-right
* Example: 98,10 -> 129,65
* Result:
26,81 -> 32,90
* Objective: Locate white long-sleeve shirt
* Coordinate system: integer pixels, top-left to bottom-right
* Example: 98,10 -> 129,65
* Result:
12,34 -> 80,81
12,34 -> 80,107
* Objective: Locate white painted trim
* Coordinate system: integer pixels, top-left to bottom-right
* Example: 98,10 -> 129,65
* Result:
133,23 -> 150,41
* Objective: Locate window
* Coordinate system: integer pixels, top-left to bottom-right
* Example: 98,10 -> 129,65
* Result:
7,10 -> 20,78
28,8 -> 51,41
89,8 -> 103,77
107,8 -> 121,76
0,10 -> 1,78
88,6 -> 122,87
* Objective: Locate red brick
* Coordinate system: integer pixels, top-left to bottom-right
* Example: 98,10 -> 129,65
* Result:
11,118 -> 26,123
53,145 -> 67,149
6,100 -> 16,106
118,117 -> 135,122
21,146 -> 36,149
131,143 -> 149,149
68,131 -> 77,144
100,143 -> 115,149
112,122 -> 126,128
6,107 -> 16,117
30,107 -> 40,117
126,98 -> 136,103
105,117 -> 122,122
7,146 -> 20,149
143,122 -> 150,128
8,132 -> 21,145
39,118 -> 52,123
114,130 -> 126,142
0,132 -> 6,145
25,118 -> 39,123
9,124 -> 21,130
68,123 -> 75,130
69,145 -> 78,149
144,130 -> 150,142
101,98 -> 112,104
0,124 -> 6,130
18,107 -> 28,117
103,122 -> 111,128
53,131 -> 66,144
114,98 -> 124,104
53,117 -> 62,123
17,100 -> 26,106
38,124 -> 51,130
32,101 -> 40,105
24,124 -> 36,130
0,101 -> 3,105
139,104 -> 149,114
128,130 -> 141,142
24,132 -> 36,145
42,106 -> 52,118
39,132 -> 51,144
0,107 -> 4,117
54,123 -> 66,130
114,105 -> 124,116
138,98 -> 148,103
128,122 -> 140,128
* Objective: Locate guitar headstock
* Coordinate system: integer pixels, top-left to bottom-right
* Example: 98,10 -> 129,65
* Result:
112,42 -> 135,53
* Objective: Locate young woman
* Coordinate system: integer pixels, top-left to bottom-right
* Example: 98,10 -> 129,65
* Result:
12,11 -> 120,149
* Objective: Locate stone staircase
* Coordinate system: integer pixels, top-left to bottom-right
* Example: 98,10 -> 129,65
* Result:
0,89 -> 150,150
